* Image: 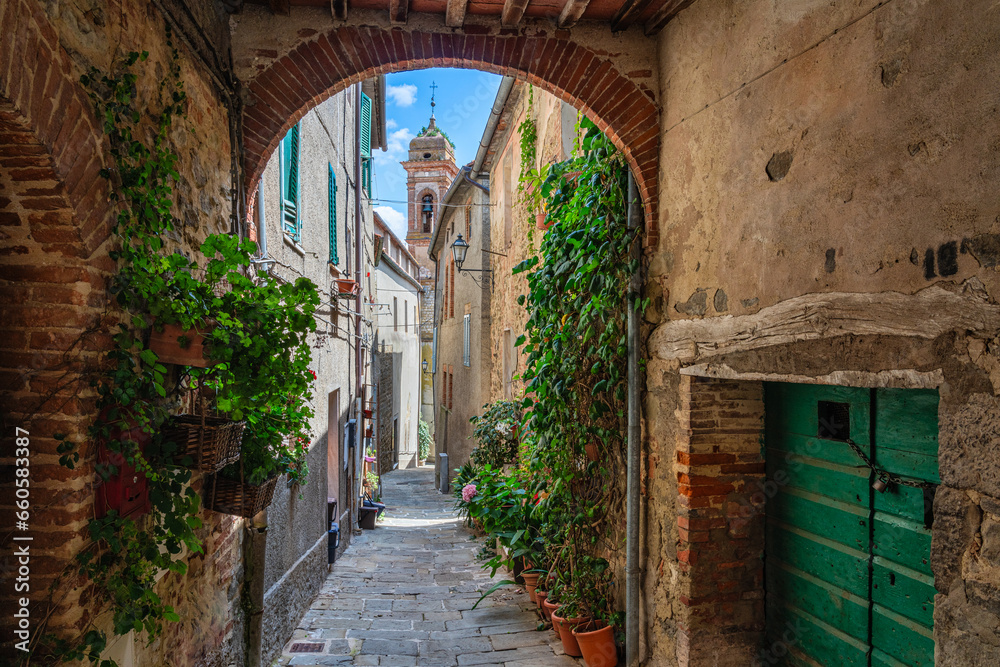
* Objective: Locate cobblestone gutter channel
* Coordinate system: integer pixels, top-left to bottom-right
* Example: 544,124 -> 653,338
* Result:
277,467 -> 579,666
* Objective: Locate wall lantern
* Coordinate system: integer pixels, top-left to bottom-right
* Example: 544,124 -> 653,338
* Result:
422,359 -> 429,373
451,234 -> 470,270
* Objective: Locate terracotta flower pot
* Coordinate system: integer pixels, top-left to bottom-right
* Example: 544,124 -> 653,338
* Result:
535,589 -> 548,618
522,572 -> 541,602
148,322 -> 216,367
541,596 -> 558,622
535,209 -> 551,230
551,610 -> 590,657
572,621 -> 618,667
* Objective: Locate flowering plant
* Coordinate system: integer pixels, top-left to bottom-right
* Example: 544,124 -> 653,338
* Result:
462,483 -> 478,502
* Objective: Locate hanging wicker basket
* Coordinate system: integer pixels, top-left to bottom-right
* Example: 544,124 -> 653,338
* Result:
161,414 -> 244,472
204,474 -> 278,518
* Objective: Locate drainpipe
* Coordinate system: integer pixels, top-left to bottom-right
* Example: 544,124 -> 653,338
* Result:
255,181 -> 267,257
625,171 -> 642,667
471,76 -> 515,179
354,83 -> 365,521
243,514 -> 268,667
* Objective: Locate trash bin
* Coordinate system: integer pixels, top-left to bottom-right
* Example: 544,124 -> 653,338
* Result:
327,522 -> 339,563
437,453 -> 449,494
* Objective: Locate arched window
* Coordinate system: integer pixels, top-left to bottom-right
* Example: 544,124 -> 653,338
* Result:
422,194 -> 434,233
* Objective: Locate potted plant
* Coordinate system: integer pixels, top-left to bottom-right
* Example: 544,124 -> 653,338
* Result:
551,595 -> 590,658
572,620 -> 618,667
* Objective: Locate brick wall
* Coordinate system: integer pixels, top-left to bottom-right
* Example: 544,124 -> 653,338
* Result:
674,375 -> 765,666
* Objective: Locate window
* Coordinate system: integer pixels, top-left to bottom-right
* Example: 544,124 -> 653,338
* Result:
404,300 -> 408,331
463,314 -> 470,367
449,261 -> 455,319
280,123 -> 301,242
413,305 -> 417,334
503,329 -> 514,400
360,92 -> 372,197
393,296 -> 398,332
328,164 -> 339,265
432,327 -> 438,373
465,199 -> 472,241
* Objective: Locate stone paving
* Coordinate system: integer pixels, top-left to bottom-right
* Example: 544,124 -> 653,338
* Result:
276,465 -> 579,667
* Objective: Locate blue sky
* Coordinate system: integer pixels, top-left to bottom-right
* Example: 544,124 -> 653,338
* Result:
372,69 -> 502,239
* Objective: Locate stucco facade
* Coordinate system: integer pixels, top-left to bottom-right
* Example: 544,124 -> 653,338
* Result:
374,212 -> 423,470
429,172 -> 492,472
252,78 -> 384,664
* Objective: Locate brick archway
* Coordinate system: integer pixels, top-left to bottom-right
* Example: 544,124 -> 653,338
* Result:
0,0 -> 112,642
241,25 -> 660,245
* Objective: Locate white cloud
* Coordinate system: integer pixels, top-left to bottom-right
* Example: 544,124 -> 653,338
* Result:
374,125 -> 414,167
374,206 -> 408,239
387,118 -> 398,129
386,84 -> 418,108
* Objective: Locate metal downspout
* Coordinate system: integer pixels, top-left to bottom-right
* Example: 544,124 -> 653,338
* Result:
354,83 -> 364,523
471,76 -> 516,178
626,171 -> 642,667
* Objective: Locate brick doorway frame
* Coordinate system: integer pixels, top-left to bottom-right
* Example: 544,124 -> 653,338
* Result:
674,375 -> 767,666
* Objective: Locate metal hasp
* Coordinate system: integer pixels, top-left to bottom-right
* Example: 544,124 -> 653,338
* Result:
625,170 -> 643,667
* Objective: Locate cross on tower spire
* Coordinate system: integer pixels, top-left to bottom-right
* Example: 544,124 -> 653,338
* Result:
429,81 -> 438,119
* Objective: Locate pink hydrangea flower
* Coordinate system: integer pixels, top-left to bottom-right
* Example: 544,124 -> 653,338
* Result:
462,483 -> 477,502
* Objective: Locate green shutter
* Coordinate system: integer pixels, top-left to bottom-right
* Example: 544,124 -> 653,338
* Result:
360,93 -> 372,157
328,163 -> 339,265
281,123 -> 300,242
360,93 -> 372,198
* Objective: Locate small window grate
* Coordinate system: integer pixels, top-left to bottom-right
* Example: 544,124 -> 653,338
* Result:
289,642 -> 325,653
817,401 -> 850,441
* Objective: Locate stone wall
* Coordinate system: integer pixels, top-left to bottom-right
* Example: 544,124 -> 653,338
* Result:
487,83 -> 578,403
642,0 -> 1000,663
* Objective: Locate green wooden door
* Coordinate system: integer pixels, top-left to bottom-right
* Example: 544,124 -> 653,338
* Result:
764,383 -> 938,667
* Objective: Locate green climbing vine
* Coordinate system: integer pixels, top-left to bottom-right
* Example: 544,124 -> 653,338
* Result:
456,116 -> 644,631
35,33 -> 318,666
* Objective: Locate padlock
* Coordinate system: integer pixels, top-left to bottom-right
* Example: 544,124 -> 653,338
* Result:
872,476 -> 888,493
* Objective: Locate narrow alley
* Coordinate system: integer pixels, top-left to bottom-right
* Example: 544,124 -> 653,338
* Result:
278,467 -> 577,667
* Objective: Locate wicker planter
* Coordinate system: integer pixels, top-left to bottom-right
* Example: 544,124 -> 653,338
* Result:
204,474 -> 278,518
161,415 -> 244,472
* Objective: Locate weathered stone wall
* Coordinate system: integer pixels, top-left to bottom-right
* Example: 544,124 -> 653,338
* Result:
643,0 -> 1000,663
487,83 -> 577,403
0,1 -> 243,663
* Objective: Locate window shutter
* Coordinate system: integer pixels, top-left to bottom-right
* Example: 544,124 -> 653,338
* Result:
432,327 -> 437,373
360,93 -> 372,198
328,164 -> 339,265
281,124 -> 300,241
463,314 -> 471,367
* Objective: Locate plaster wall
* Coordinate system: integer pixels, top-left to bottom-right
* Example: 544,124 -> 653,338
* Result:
376,257 -> 422,468
432,178 -> 492,471
642,0 -> 1000,663
256,85 -> 377,664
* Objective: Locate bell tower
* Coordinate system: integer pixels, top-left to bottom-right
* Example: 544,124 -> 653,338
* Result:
402,85 -> 459,275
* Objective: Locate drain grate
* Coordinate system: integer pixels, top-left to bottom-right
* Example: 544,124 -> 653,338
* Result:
289,642 -> 325,653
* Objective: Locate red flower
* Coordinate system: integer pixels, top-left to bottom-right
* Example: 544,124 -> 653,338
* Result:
308,369 -> 317,380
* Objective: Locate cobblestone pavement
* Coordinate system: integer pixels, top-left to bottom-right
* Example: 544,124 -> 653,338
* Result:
276,465 -> 579,666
